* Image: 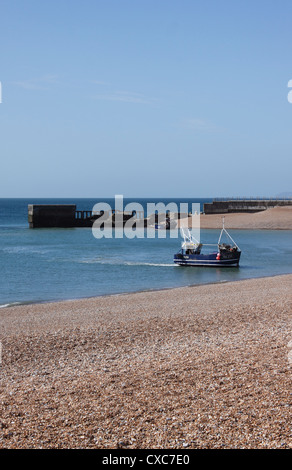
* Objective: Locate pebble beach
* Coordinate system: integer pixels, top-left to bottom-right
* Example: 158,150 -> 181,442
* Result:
0,273 -> 291,449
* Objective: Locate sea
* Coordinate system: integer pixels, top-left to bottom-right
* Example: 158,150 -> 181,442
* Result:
0,198 -> 292,308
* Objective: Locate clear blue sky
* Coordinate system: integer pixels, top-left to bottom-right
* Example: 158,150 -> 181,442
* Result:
1,0 -> 292,198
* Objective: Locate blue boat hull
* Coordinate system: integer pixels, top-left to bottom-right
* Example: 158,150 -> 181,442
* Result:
174,251 -> 241,267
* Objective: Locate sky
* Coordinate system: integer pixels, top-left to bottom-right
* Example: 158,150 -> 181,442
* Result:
1,0 -> 292,198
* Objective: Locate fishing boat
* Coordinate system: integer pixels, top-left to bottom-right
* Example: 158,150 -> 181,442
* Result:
174,218 -> 241,267
155,219 -> 171,230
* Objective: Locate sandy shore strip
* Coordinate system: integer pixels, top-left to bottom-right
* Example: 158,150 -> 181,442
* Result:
0,274 -> 291,449
186,206 -> 292,230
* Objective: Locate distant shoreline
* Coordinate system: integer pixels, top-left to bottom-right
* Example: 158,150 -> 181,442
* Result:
197,206 -> 292,230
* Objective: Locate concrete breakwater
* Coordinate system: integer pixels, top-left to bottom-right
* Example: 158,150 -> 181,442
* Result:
28,204 -> 140,228
203,198 -> 292,214
28,200 -> 292,228
27,204 -> 182,228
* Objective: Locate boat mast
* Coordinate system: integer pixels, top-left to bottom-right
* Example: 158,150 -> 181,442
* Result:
218,217 -> 240,249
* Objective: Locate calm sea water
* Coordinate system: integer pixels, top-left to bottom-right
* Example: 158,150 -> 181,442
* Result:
0,198 -> 291,307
